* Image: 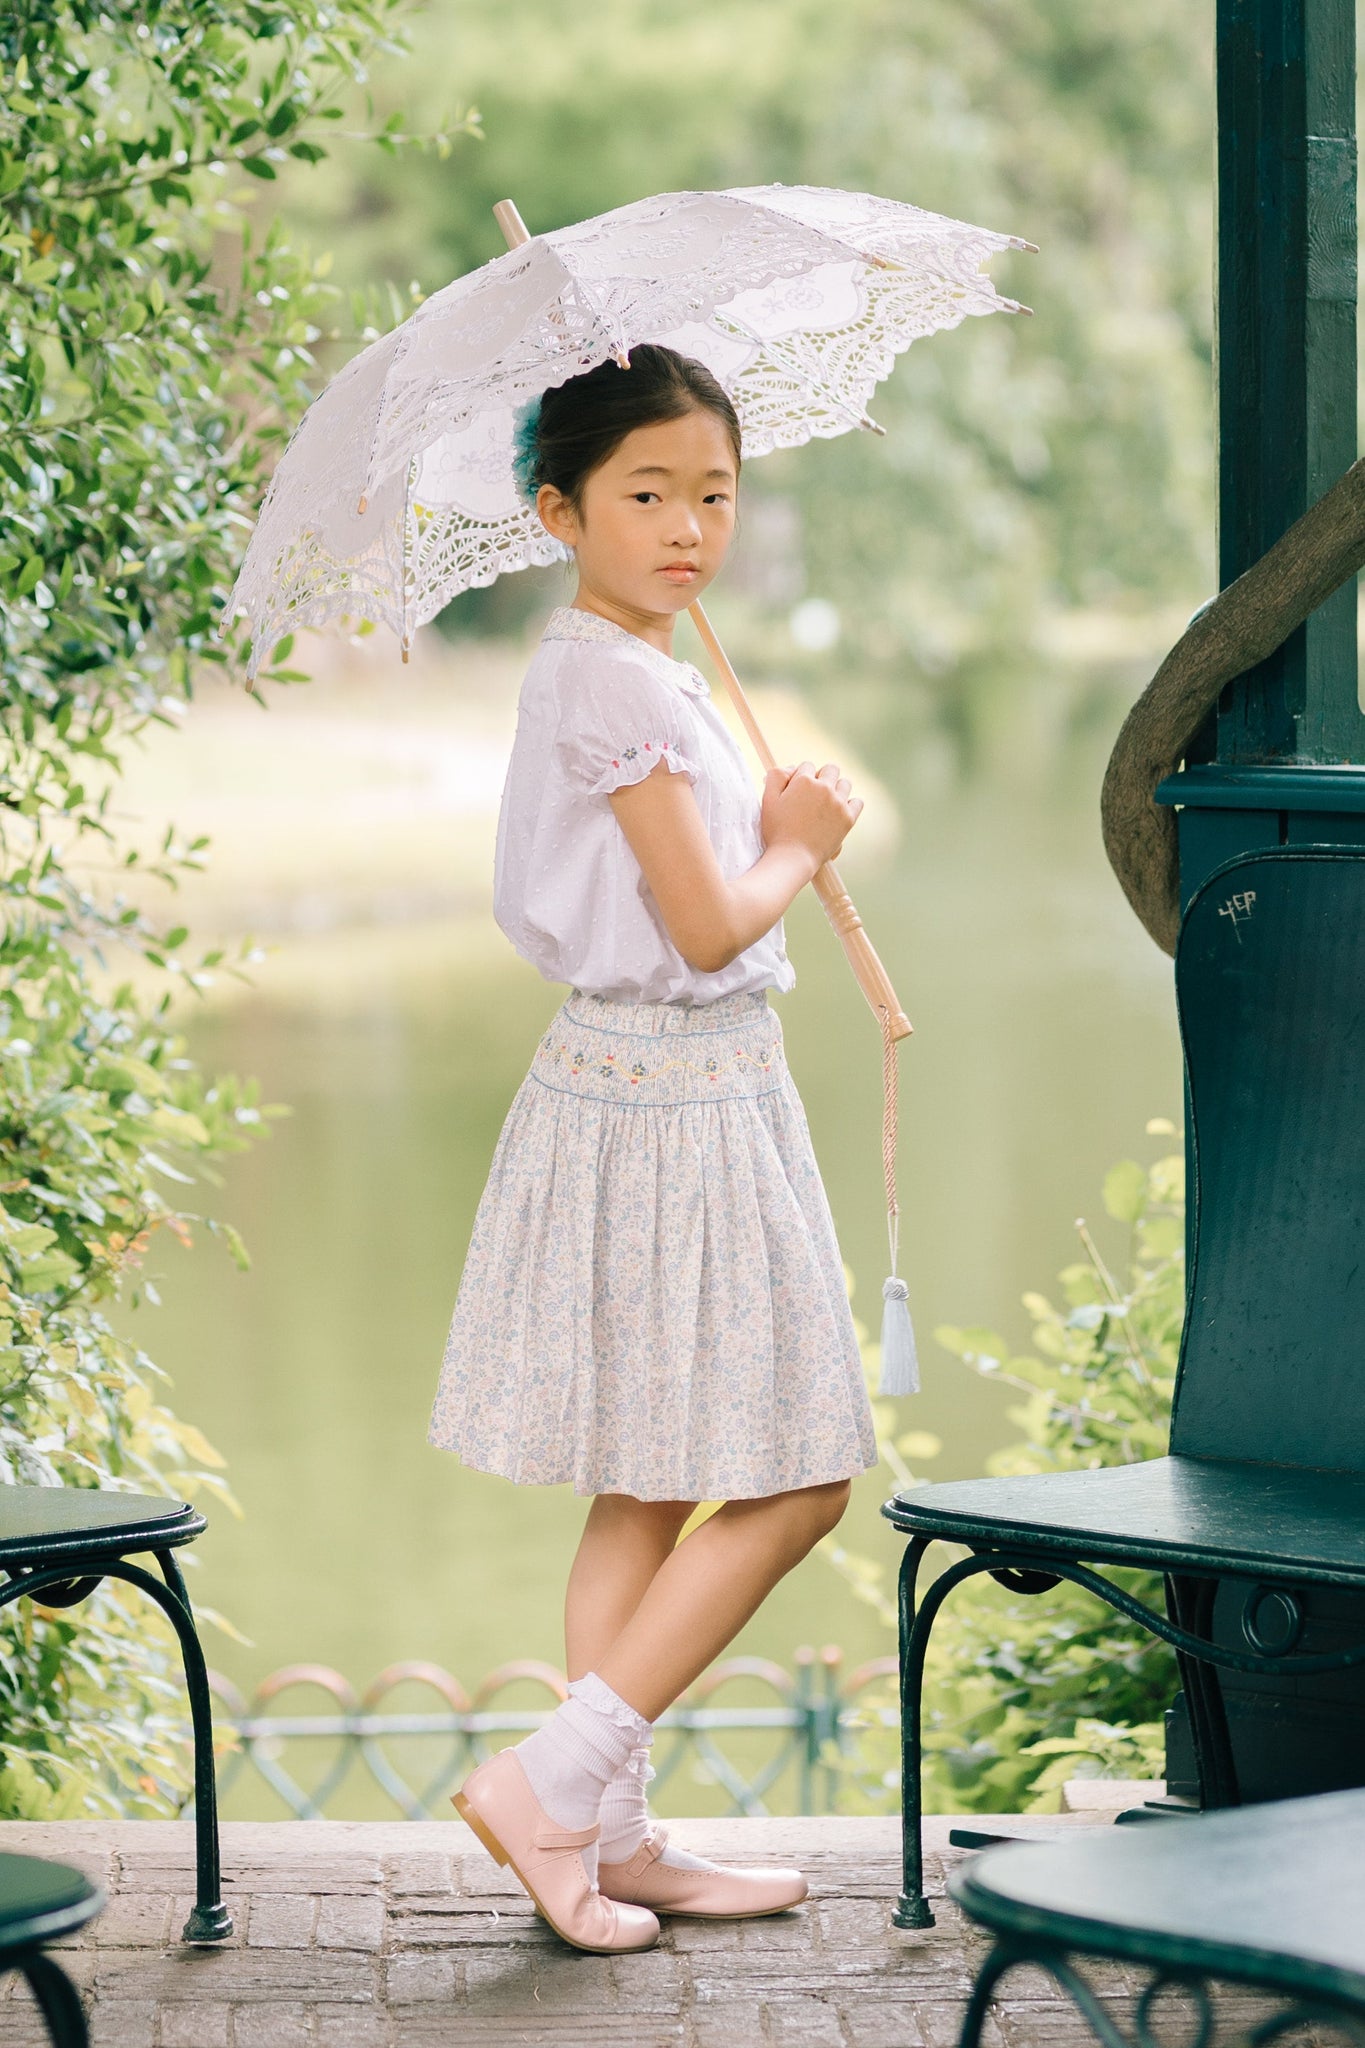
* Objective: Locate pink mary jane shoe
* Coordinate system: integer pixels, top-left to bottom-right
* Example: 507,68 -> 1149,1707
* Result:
452,1749 -> 660,1955
598,1824 -> 809,1919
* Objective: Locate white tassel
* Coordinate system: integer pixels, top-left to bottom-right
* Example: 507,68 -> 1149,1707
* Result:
878,1275 -> 920,1395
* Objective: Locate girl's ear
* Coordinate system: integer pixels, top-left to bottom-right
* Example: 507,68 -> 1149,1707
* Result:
537,484 -> 577,548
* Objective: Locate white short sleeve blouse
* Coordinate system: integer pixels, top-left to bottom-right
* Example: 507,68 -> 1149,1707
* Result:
493,605 -> 796,1004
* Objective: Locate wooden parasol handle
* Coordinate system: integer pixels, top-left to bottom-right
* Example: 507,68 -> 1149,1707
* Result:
492,196 -> 912,1043
687,603 -> 912,1041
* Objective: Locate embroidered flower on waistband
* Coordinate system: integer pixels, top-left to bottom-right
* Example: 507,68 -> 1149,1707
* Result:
538,1037 -> 780,1086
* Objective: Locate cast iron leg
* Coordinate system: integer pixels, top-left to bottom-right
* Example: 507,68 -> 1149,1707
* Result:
21,1952 -> 89,2048
154,1549 -> 233,1943
1166,1574 -> 1238,1809
0,1553 -> 234,1942
894,1547 -> 1035,1929
959,1941 -> 1021,2048
894,1536 -> 934,1928
959,1943 -> 1139,2048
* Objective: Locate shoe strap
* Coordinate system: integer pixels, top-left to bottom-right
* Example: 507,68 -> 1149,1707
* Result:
629,1824 -> 667,1875
532,1819 -> 602,1854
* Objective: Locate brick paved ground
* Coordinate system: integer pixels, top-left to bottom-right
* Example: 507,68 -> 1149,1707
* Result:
0,1813 -> 1315,2048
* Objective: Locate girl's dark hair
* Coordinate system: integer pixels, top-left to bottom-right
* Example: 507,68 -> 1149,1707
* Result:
530,343 -> 741,517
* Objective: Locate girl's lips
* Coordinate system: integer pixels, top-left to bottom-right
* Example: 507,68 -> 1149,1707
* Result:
659,566 -> 699,579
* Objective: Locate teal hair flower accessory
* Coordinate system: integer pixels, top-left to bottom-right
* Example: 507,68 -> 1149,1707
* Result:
509,394 -> 543,506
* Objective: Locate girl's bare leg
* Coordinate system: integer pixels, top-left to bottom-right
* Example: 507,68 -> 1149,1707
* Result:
593,1481 -> 852,1722
564,1494 -> 696,1680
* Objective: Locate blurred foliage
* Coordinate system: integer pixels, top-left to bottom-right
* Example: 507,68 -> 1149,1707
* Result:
825,1123 -> 1183,1813
0,0 -> 472,1816
256,0 -> 1216,771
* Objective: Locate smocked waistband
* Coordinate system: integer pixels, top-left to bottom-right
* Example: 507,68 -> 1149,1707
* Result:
563,988 -> 775,1037
535,989 -> 786,1105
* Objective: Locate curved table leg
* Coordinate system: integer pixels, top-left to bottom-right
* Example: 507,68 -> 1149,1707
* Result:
893,1536 -> 935,1928
154,1548 -> 232,1943
21,1951 -> 89,2048
0,1555 -> 234,1945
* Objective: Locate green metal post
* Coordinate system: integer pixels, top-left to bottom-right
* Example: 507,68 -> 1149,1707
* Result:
1213,0 -> 1360,765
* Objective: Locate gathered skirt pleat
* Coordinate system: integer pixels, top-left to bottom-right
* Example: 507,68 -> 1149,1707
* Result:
427,988 -> 879,1501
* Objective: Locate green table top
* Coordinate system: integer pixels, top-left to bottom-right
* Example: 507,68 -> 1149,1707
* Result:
0,1486 -> 200,1561
0,1853 -> 103,1948
950,1790 -> 1365,2008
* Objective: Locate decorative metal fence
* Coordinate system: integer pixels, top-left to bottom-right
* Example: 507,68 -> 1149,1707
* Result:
208,1646 -> 900,1820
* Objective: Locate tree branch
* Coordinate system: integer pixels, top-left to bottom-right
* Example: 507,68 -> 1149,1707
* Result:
1101,455 -> 1365,954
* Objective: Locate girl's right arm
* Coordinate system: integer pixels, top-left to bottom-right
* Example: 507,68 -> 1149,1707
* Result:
609,758 -> 863,974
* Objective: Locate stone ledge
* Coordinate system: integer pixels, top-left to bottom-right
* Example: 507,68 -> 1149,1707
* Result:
0,1814 -> 1292,2048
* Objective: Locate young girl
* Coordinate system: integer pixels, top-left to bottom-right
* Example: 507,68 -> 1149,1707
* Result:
428,343 -> 879,1956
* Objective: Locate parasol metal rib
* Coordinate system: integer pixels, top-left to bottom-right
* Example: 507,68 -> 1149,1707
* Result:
492,197 -> 913,1043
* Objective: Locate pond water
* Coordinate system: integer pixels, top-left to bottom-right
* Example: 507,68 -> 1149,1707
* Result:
125,670 -> 1181,1817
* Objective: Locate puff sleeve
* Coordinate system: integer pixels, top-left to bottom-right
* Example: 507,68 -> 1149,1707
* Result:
553,650 -> 701,799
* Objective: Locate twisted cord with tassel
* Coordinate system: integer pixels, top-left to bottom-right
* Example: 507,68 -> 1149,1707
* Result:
877,1004 -> 918,1395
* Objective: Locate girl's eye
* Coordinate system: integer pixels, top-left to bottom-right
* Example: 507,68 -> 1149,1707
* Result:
629,491 -> 732,505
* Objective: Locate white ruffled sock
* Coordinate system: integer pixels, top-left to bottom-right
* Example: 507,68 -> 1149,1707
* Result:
597,1742 -> 655,1862
512,1672 -> 651,1886
596,1736 -> 722,1874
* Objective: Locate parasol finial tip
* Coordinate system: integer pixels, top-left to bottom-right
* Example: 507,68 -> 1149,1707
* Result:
357,493 -> 368,516
493,200 -> 532,249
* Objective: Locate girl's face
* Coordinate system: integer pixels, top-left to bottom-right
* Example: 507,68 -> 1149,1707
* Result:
536,407 -> 738,623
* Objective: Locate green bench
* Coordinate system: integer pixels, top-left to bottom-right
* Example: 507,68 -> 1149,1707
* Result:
0,1485 -> 230,1942
883,847 -> 1365,1926
950,1789 -> 1365,2048
0,1852 -> 104,2047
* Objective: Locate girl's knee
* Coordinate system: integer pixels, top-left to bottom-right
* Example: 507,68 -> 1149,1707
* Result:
754,1477 -> 851,1546
806,1477 -> 852,1537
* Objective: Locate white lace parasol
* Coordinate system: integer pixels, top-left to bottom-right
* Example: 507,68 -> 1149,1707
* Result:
222,182 -> 1030,678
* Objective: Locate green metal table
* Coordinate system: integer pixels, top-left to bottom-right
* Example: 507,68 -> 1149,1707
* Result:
0,1853 -> 104,2047
950,1789 -> 1365,2048
0,1486 -> 230,1941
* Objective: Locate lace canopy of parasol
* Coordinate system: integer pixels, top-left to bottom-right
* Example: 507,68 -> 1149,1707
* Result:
223,182 -> 1031,677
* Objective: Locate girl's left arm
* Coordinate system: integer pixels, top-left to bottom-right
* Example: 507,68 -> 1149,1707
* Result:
609,755 -> 857,973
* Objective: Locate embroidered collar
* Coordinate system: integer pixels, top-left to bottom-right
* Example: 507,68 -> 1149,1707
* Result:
542,605 -> 711,697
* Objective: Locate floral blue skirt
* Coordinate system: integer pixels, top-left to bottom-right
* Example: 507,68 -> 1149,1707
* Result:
426,988 -> 878,1501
